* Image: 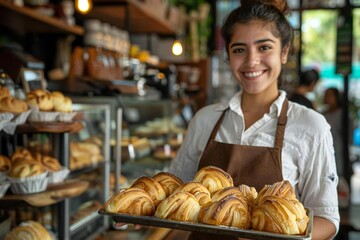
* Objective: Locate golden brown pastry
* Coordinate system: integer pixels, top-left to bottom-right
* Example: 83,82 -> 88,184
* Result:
211,186 -> 246,202
173,181 -> 211,206
34,153 -> 62,172
52,91 -> 73,113
238,184 -> 258,205
255,180 -> 296,205
153,172 -> 183,197
0,86 -> 10,98
11,149 -> 34,163
0,155 -> 11,171
5,220 -> 52,240
199,195 -> 251,229
130,176 -> 166,206
26,89 -> 54,111
0,96 -> 28,114
104,188 -> 155,216
9,160 -> 45,178
155,191 -> 201,222
193,166 -> 234,195
252,195 -> 309,235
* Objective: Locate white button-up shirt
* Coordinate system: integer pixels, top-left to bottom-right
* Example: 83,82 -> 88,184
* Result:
169,90 -> 340,231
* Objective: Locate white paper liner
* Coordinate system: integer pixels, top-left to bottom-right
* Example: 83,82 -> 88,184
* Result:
0,113 -> 14,122
28,108 -> 59,122
13,110 -> 32,125
0,113 -> 14,132
48,167 -> 70,184
0,182 -> 10,198
57,112 -> 77,122
8,171 -> 49,195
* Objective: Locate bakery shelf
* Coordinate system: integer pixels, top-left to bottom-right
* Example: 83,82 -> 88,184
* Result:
0,180 -> 89,208
16,121 -> 84,134
87,0 -> 176,35
0,0 -> 84,35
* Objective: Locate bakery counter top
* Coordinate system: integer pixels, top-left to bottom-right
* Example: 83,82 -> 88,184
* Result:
0,180 -> 89,207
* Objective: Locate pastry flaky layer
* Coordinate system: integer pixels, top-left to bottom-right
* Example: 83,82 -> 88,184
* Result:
153,172 -> 183,197
193,165 -> 234,195
104,188 -> 155,216
252,180 -> 309,235
199,195 -> 252,229
103,168 -> 309,236
173,181 -> 212,206
130,176 -> 167,207
155,191 -> 201,222
5,221 -> 52,240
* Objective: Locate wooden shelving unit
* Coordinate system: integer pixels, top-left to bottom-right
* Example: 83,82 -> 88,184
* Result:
88,0 -> 176,35
0,0 -> 84,35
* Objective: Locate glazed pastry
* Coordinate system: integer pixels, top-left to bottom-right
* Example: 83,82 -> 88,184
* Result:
255,180 -> 296,205
11,149 -> 34,163
0,155 -> 11,171
155,191 -> 201,222
252,195 -> 309,235
34,153 -> 62,172
0,96 -> 28,114
26,89 -> 54,111
104,188 -> 155,216
211,186 -> 246,202
5,221 -> 52,240
193,166 -> 234,195
153,172 -> 183,197
199,195 -> 251,229
131,176 -> 166,206
9,160 -> 45,178
51,91 -> 65,106
173,181 -> 211,206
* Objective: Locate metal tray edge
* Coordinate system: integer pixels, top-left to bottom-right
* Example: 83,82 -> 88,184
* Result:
98,208 -> 313,240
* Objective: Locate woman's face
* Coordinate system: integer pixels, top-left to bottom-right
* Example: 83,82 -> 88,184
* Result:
228,20 -> 289,96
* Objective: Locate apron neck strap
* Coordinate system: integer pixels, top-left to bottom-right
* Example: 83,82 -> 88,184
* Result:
274,98 -> 289,149
206,98 -> 289,148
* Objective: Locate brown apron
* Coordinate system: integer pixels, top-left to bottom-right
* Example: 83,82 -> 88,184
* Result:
166,99 -> 289,240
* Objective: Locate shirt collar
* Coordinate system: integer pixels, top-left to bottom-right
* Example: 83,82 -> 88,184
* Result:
214,90 -> 287,117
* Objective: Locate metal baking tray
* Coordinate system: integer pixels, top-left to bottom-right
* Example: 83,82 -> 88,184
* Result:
98,208 -> 313,240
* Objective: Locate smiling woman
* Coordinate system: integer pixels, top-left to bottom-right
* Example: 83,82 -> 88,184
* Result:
110,1 -> 340,239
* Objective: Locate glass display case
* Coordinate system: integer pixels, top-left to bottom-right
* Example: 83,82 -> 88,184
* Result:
71,96 -> 186,191
0,103 -> 111,240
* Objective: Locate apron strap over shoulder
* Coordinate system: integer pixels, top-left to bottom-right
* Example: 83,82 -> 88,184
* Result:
274,98 -> 289,149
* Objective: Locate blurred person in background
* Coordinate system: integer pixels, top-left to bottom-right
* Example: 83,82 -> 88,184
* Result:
289,68 -> 320,109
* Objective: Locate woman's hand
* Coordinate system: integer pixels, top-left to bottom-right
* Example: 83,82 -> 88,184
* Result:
112,222 -> 144,230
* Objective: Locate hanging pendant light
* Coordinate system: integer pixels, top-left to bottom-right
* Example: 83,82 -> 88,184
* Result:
75,0 -> 93,15
172,39 -> 183,56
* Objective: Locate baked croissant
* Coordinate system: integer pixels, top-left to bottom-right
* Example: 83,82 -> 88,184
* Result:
131,176 -> 166,206
199,195 -> 251,229
173,182 -> 211,206
104,188 -> 155,216
26,89 -> 54,111
211,186 -> 246,202
0,155 -> 11,171
11,149 -> 34,163
238,184 -> 258,208
34,153 -> 62,172
193,166 -> 234,195
9,160 -> 45,178
0,86 -> 10,98
5,220 -> 52,240
153,172 -> 183,197
252,195 -> 309,235
155,191 -> 201,222
0,96 -> 28,114
255,180 -> 296,205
